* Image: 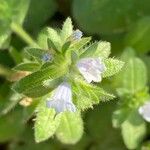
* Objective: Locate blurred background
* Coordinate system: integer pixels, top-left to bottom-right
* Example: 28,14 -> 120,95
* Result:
0,0 -> 150,149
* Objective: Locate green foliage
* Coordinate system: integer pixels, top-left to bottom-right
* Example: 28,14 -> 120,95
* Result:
73,0 -> 150,35
114,48 -> 147,95
72,78 -> 115,110
80,41 -> 111,58
112,108 -> 130,128
125,17 -> 150,54
13,62 -> 40,71
25,48 -> 51,62
119,58 -> 147,94
11,17 -> 123,144
0,108 -> 25,142
34,100 -> 60,143
103,58 -> 124,78
0,0 -> 30,48
112,47 -> 149,149
24,0 -> 57,32
12,64 -> 67,97
61,17 -> 73,43
121,110 -> 146,149
71,37 -> 91,54
86,102 -> 127,150
1,1 -> 150,149
56,112 -> 83,144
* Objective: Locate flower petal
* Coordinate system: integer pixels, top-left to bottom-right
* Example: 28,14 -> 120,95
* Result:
77,58 -> 106,83
46,82 -> 76,113
138,101 -> 150,122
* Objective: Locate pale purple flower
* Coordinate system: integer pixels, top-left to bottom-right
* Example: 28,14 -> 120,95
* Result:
138,101 -> 150,122
42,53 -> 52,62
72,29 -> 83,40
77,58 -> 106,83
46,82 -> 76,113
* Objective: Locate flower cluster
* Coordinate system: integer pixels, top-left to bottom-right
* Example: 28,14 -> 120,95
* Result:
46,30 -> 106,113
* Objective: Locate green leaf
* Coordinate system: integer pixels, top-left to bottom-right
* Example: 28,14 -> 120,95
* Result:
0,0 -> 30,48
72,78 -> 115,110
125,17 -> 150,54
0,108 -> 25,142
12,63 -> 68,97
0,92 -> 22,116
24,0 -> 57,31
61,17 -> 73,43
26,48 -> 51,62
0,0 -> 30,25
62,41 -> 71,54
116,58 -> 147,94
56,112 -> 83,144
47,27 -> 62,51
19,84 -> 54,98
80,41 -> 111,59
73,0 -> 150,34
13,62 -> 40,72
13,0 -> 30,25
47,38 -> 59,53
103,58 -> 124,78
112,108 -> 130,128
121,47 -> 136,61
71,37 -> 91,54
86,102 -> 127,149
34,100 -> 60,143
37,28 -> 49,49
121,110 -> 146,149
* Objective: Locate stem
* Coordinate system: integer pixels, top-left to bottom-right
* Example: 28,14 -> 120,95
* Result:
11,22 -> 38,47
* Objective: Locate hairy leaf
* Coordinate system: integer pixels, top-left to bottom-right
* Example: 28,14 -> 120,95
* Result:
34,100 -> 60,143
72,78 -> 115,110
103,58 -> 124,78
13,62 -> 40,72
12,63 -> 68,97
121,110 -> 146,149
71,37 -> 91,54
117,58 -> 147,94
56,112 -> 83,144
80,41 -> 111,59
61,17 -> 73,43
47,27 -> 62,51
26,48 -> 51,62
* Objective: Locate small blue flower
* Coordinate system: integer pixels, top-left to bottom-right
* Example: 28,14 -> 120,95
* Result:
46,82 -> 76,113
72,29 -> 83,40
42,53 -> 52,62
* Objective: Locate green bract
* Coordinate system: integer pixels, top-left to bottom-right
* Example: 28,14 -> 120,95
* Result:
12,18 -> 124,144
